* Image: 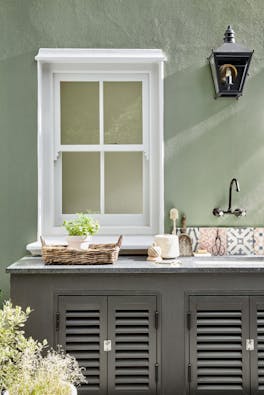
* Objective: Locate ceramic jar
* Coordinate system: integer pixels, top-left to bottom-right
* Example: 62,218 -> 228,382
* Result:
154,234 -> 179,258
66,235 -> 92,249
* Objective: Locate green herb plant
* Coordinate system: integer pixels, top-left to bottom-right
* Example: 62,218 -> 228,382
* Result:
63,213 -> 99,237
0,301 -> 86,395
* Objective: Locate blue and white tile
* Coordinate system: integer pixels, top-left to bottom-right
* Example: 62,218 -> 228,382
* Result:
254,228 -> 264,255
227,228 -> 254,255
187,227 -> 200,251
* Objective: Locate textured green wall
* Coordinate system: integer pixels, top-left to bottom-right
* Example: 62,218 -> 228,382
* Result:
1,0 -> 264,299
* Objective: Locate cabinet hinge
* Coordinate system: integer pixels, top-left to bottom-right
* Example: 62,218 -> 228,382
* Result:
155,311 -> 159,329
188,364 -> 191,383
55,312 -> 60,331
155,363 -> 159,382
187,312 -> 191,330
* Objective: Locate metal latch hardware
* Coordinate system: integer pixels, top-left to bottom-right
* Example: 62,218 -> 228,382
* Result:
246,338 -> 254,351
104,340 -> 112,352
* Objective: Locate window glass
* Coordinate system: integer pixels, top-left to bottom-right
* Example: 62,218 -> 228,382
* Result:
105,152 -> 143,214
61,82 -> 99,145
62,152 -> 100,213
104,82 -> 142,144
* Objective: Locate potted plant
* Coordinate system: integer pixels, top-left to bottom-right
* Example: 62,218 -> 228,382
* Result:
0,301 -> 86,395
63,212 -> 100,249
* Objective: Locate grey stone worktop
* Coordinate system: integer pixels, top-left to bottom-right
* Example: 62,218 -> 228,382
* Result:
6,255 -> 264,274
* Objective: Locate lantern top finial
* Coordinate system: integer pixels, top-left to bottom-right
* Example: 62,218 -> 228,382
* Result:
224,25 -> 236,43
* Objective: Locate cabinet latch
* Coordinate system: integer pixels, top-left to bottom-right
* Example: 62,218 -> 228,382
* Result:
246,339 -> 254,351
104,340 -> 112,352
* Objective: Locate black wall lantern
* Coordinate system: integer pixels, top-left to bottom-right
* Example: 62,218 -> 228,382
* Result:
209,25 -> 254,98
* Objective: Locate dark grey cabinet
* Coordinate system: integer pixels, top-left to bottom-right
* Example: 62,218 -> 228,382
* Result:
57,295 -> 158,395
188,295 -> 264,395
11,259 -> 264,394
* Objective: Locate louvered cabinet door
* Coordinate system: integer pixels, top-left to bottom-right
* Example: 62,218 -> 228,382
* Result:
189,295 -> 250,395
57,296 -> 108,394
250,296 -> 264,394
107,296 -> 157,395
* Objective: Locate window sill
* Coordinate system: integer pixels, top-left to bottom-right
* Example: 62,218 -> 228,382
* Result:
26,235 -> 154,256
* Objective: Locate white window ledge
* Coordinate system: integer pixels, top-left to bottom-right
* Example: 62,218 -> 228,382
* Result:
35,48 -> 167,63
27,235 -> 154,257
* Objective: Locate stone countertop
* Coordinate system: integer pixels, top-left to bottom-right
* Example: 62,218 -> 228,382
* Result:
6,255 -> 264,274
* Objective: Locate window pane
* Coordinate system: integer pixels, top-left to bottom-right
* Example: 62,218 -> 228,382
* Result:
104,82 -> 142,144
105,152 -> 143,214
62,152 -> 100,213
61,82 -> 99,144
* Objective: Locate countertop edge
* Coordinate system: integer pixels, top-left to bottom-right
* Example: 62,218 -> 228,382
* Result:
7,256 -> 264,274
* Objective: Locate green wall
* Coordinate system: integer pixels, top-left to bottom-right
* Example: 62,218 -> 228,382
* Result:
1,0 -> 264,299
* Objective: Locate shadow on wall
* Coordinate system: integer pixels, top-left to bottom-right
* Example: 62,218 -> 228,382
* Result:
164,63 -> 264,230
164,63 -> 234,140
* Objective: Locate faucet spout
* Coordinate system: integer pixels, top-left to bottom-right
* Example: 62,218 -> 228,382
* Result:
228,178 -> 240,212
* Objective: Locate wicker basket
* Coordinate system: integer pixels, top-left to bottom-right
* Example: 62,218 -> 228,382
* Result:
41,236 -> 123,265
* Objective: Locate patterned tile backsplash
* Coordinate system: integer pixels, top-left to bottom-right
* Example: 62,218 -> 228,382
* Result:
254,228 -> 264,255
177,227 -> 200,251
176,227 -> 262,255
227,228 -> 254,255
199,228 -> 227,255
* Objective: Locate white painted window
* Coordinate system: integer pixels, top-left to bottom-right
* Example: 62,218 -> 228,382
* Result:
35,49 -> 166,238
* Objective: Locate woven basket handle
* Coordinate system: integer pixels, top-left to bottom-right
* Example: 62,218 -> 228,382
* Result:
40,236 -> 46,247
116,235 -> 123,248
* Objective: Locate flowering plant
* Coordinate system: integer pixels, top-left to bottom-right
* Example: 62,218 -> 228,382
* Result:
0,301 -> 86,395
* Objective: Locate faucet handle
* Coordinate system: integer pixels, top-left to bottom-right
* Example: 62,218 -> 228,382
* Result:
241,209 -> 247,217
213,208 -> 224,217
233,208 -> 247,217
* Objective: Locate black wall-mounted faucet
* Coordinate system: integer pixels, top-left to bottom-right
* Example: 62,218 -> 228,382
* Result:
213,178 -> 246,217
228,178 -> 240,212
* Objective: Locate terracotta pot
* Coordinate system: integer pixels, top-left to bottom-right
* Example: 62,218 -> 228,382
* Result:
66,235 -> 91,249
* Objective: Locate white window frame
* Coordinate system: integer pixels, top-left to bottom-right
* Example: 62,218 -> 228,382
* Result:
35,49 -> 166,238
